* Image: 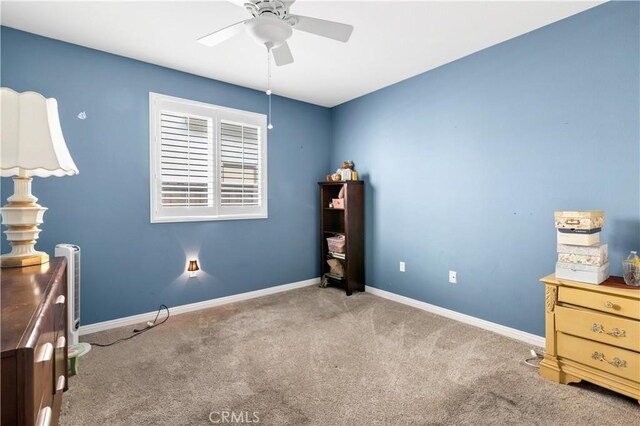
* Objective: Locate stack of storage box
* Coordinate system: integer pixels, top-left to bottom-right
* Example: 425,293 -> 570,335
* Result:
555,211 -> 609,284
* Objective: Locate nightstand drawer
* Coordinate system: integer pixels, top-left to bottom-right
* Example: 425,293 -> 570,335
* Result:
556,306 -> 640,352
557,332 -> 640,381
558,287 -> 638,319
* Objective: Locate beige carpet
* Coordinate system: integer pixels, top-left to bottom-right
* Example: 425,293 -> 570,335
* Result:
61,286 -> 639,425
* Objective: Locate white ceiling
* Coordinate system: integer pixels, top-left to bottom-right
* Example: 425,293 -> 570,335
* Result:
1,1 -> 603,107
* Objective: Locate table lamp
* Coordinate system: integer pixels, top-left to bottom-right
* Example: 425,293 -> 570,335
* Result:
1,88 -> 79,268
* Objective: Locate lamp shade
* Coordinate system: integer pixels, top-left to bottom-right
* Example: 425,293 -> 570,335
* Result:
188,260 -> 200,272
1,88 -> 79,177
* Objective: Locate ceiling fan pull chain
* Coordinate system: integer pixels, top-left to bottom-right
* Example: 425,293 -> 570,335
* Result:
266,47 -> 274,130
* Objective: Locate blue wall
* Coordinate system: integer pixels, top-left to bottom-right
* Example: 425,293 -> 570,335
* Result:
2,2 -> 639,335
1,27 -> 332,325
330,1 -> 640,336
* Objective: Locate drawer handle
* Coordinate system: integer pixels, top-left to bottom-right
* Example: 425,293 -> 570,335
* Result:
56,336 -> 66,349
591,323 -> 626,337
37,406 -> 52,426
608,327 -> 626,337
591,351 -> 627,368
55,295 -> 65,305
36,342 -> 54,363
56,375 -> 66,392
603,301 -> 615,309
565,219 -> 581,225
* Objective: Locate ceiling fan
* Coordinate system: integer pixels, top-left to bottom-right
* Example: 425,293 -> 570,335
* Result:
197,0 -> 354,66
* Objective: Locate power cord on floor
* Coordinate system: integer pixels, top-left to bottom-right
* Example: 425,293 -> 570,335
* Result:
87,304 -> 170,347
524,348 -> 544,368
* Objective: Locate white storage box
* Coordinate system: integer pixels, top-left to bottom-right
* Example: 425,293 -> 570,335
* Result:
557,243 -> 608,267
555,261 -> 610,285
557,230 -> 600,246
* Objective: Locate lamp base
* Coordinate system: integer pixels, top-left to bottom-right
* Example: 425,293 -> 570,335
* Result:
0,252 -> 49,268
0,176 -> 49,268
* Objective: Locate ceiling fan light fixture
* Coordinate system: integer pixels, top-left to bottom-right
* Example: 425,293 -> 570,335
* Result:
197,0 -> 354,69
246,14 -> 292,49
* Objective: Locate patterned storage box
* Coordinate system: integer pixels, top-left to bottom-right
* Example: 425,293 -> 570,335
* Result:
555,211 -> 604,231
557,243 -> 608,267
556,261 -> 610,285
557,230 -> 600,246
326,235 -> 345,253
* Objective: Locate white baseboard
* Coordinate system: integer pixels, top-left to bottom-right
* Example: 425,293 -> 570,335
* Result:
79,277 -> 320,336
365,285 -> 545,348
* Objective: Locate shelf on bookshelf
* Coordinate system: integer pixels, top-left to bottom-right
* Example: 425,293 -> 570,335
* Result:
324,273 -> 345,281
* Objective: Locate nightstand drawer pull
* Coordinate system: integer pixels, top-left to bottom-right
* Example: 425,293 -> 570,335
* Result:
591,351 -> 627,368
55,295 -> 65,305
56,375 -> 65,392
603,301 -> 615,309
37,406 -> 52,426
591,323 -> 626,337
36,342 -> 54,363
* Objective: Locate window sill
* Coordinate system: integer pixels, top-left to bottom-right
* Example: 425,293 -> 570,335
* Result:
150,212 -> 268,224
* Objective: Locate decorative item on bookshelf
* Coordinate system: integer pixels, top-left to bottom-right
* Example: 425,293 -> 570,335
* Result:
326,160 -> 358,182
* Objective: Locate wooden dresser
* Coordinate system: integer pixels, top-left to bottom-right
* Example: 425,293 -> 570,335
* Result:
1,258 -> 69,426
540,274 -> 639,403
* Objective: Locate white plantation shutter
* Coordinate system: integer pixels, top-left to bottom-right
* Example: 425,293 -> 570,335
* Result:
160,113 -> 213,208
219,121 -> 261,207
150,93 -> 267,223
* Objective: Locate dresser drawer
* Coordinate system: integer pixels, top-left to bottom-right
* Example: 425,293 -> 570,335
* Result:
558,287 -> 638,319
53,291 -> 66,333
32,311 -> 55,417
555,306 -> 640,352
54,334 -> 67,396
557,332 -> 640,382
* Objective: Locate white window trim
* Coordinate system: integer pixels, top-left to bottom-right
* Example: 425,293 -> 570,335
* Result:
149,92 -> 268,223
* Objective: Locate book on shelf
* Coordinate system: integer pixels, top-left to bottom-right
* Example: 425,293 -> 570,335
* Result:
329,251 -> 345,260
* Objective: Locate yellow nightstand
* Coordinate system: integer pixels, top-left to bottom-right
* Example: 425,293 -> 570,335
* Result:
540,274 -> 640,403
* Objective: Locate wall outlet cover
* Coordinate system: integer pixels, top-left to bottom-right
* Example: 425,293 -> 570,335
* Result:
449,271 -> 457,284
400,261 -> 405,272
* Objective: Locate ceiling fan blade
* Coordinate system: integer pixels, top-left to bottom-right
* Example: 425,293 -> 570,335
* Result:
288,14 -> 353,42
282,0 -> 296,12
226,0 -> 254,9
272,42 -> 294,66
197,20 -> 249,47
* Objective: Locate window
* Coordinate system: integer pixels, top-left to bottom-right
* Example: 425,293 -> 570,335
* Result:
149,93 -> 267,223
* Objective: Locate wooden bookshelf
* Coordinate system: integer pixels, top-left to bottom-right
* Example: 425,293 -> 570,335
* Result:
318,181 -> 364,295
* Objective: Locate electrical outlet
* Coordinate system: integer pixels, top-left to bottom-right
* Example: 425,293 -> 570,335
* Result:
399,261 -> 405,272
449,271 -> 457,284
